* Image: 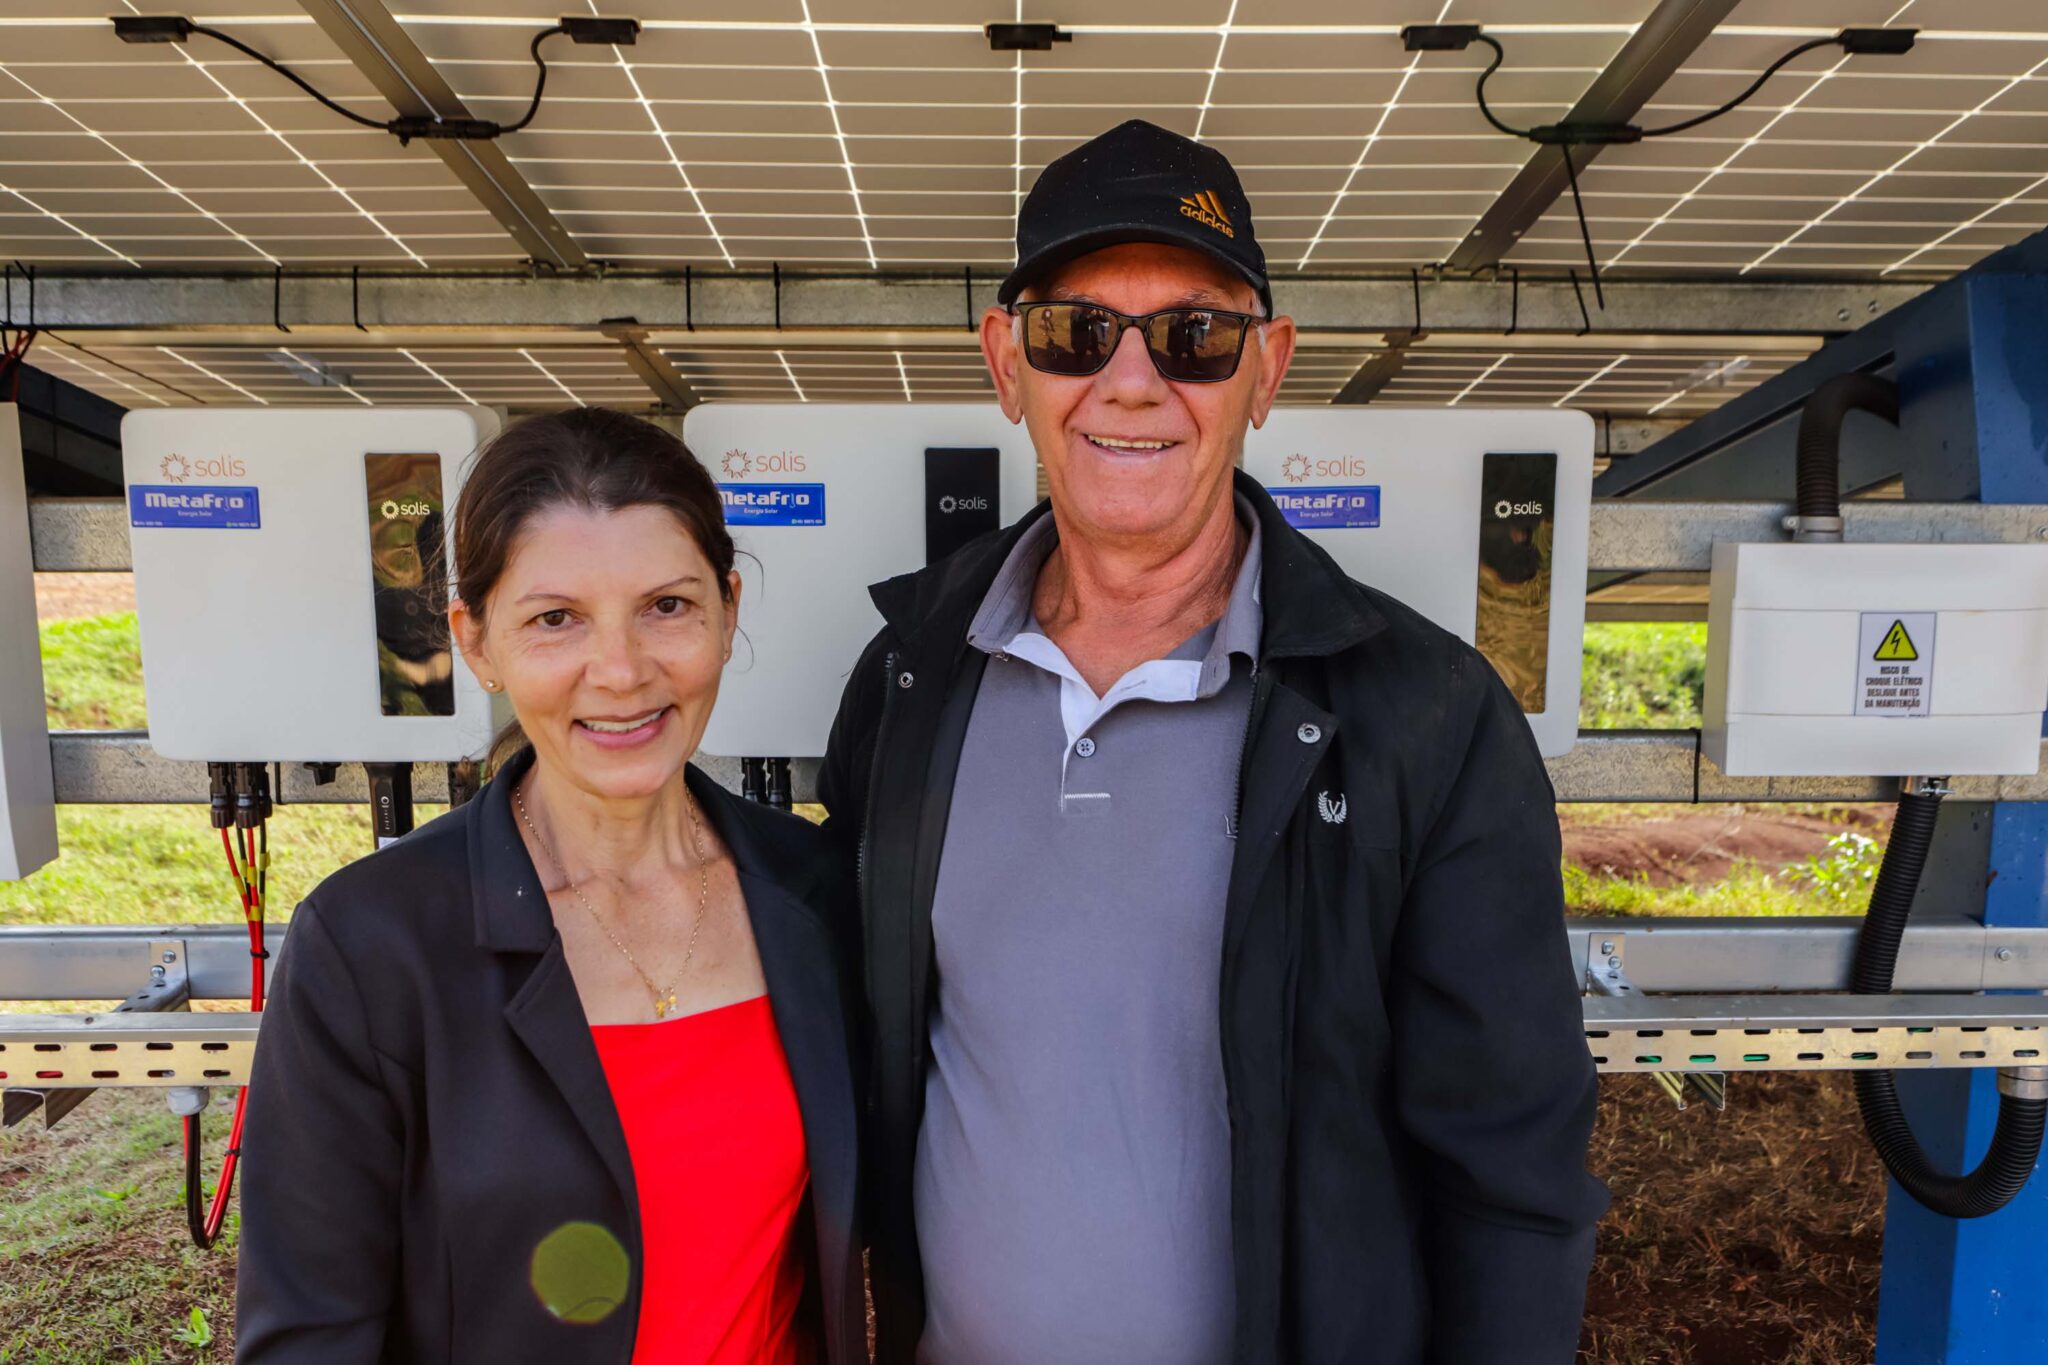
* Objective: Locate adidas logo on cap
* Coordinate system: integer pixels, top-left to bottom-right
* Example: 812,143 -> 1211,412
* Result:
1179,189 -> 1235,238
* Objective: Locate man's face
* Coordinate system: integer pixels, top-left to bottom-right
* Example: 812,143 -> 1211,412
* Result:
982,241 -> 1296,550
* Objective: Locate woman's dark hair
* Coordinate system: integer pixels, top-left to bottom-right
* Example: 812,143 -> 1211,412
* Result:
453,408 -> 733,772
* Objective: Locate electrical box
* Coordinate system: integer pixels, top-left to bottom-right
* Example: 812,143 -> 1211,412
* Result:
681,404 -> 1592,759
0,404 -> 58,880
1704,543 -> 2048,777
122,407 -> 500,763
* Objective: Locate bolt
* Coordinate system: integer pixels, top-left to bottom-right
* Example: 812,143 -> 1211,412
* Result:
150,964 -> 166,983
1997,948 -> 2016,962
1837,307 -> 1850,321
2035,526 -> 2048,541
1608,955 -> 1622,969
1600,940 -> 1615,955
161,951 -> 176,964
1867,300 -> 1880,313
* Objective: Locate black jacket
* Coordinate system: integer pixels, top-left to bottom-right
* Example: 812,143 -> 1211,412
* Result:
820,471 -> 1608,1365
236,748 -> 864,1365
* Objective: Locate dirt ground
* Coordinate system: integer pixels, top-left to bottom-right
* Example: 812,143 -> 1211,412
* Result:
33,571 -> 134,623
1583,1071 -> 1882,1365
1562,803 -> 1891,888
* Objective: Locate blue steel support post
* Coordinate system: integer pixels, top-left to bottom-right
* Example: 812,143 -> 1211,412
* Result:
1876,270 -> 2048,1364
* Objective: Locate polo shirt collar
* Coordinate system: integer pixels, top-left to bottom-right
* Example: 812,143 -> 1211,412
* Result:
964,493 -> 1264,703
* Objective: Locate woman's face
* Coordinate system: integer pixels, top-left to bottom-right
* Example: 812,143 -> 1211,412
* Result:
452,503 -> 740,803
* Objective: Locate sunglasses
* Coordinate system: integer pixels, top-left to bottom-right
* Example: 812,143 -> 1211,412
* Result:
1011,301 -> 1261,384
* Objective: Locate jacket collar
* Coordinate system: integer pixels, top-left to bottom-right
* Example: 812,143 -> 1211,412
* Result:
869,468 -> 1386,665
468,745 -> 828,953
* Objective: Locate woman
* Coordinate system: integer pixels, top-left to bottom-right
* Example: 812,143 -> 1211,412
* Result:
237,409 -> 862,1365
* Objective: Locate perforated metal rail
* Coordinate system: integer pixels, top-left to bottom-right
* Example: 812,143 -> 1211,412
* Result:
7,996 -> 2048,1096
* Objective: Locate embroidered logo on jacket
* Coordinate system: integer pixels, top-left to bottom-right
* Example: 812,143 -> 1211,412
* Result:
1317,791 -> 1348,825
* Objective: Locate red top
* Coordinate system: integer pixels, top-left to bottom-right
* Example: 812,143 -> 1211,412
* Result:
592,995 -> 811,1365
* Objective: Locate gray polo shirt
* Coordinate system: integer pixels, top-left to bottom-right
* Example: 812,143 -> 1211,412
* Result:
914,500 -> 1262,1365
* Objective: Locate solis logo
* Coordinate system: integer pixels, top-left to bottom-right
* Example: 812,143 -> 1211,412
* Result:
1178,189 -> 1236,239
719,449 -> 807,478
160,453 -> 247,483
1280,454 -> 1368,484
937,495 -> 989,514
1494,499 -> 1546,518
381,498 -> 433,520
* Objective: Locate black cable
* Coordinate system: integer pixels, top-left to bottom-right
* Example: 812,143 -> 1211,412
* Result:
182,22 -> 564,142
185,1112 -> 215,1250
1559,143 -> 1603,311
498,25 -> 565,136
1466,30 -> 1871,312
187,24 -> 387,131
1637,38 -> 1841,138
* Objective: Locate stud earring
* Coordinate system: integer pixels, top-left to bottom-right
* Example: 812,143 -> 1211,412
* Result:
482,679 -> 500,692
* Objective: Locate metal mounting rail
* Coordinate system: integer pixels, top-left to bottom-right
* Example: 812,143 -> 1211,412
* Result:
13,920 -> 2048,1005
41,729 -> 2048,806
1584,994 -> 2048,1074
0,1012 -> 256,1089
6,995 -> 2048,1093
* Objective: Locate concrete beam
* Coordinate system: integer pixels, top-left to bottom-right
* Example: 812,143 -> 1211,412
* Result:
18,270 -> 1924,340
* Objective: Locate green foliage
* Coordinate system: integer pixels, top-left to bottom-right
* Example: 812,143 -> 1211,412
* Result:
1580,622 -> 1707,730
172,1307 -> 212,1349
0,804 -> 396,930
1786,830 -> 1884,906
39,612 -> 147,730
1563,857 -> 1861,918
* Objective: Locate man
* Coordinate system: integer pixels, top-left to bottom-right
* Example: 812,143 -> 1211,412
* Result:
821,119 -> 1607,1365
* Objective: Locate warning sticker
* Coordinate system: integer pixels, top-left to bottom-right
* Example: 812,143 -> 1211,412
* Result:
1854,612 -> 1935,717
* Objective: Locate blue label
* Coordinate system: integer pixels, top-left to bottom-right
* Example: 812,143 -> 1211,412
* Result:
1268,485 -> 1379,530
719,482 -> 825,527
128,484 -> 261,530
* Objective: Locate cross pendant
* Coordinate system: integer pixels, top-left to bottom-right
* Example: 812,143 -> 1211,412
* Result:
654,988 -> 676,1019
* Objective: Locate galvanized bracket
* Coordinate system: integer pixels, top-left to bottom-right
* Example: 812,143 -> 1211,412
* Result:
3,937 -> 189,1130
1587,932 -> 1637,996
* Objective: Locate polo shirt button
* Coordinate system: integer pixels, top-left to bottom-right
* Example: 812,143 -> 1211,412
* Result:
1075,737 -> 1096,758
1297,723 -> 1322,744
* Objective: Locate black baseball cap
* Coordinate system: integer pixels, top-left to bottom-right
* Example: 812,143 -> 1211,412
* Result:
998,119 -> 1272,315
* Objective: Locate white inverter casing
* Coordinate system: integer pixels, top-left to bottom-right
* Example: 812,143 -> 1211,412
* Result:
683,404 -> 1041,760
0,404 -> 58,880
122,407 -> 499,763
1703,542 -> 2048,777
1240,408 -> 1593,758
683,403 -> 1592,759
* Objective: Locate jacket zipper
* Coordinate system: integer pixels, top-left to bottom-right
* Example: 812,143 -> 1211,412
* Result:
1227,662 -> 1268,839
855,647 -> 897,926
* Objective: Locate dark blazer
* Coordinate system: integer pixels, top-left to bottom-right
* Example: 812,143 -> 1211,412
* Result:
822,471 -> 1606,1365
236,748 -> 863,1365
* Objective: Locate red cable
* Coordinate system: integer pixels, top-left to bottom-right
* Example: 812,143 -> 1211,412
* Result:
197,819 -> 265,1245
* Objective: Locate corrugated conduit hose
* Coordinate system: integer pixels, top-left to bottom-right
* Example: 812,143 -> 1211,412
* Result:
1850,783 -> 2046,1217
1794,373 -> 2046,1217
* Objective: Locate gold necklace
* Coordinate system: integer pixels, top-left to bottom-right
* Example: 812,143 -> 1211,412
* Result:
513,780 -> 709,1020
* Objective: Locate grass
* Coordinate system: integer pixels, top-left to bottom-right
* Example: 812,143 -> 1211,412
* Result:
0,1091 -> 238,1363
1565,858 -> 1855,918
5,608 -> 430,938
39,613 -> 147,732
1581,622 -> 1706,730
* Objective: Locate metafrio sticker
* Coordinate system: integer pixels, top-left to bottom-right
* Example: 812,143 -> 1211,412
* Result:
719,482 -> 825,527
